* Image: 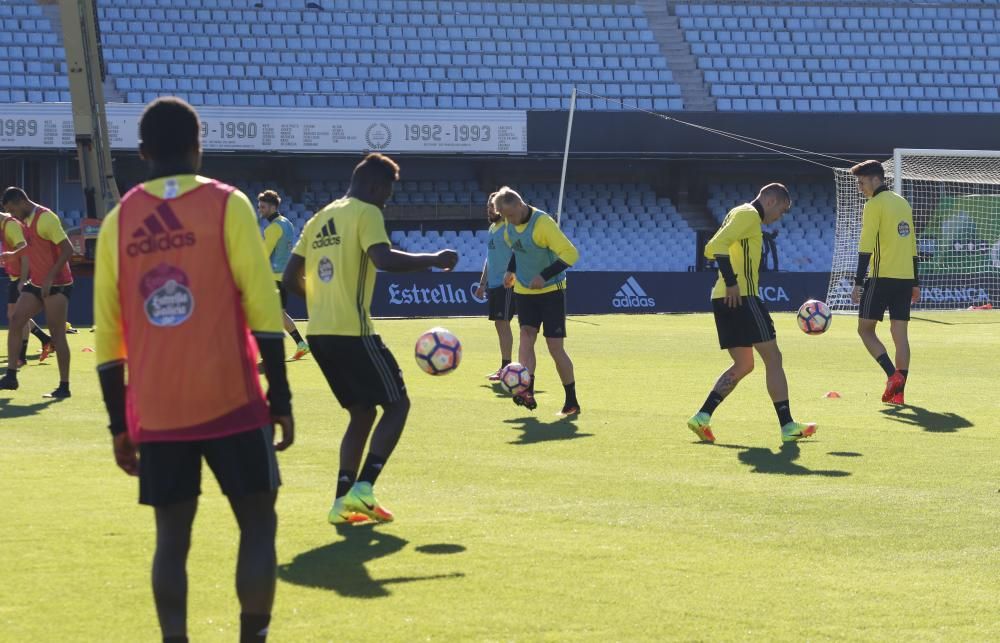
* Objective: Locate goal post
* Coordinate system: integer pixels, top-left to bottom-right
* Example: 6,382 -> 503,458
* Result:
827,148 -> 1000,311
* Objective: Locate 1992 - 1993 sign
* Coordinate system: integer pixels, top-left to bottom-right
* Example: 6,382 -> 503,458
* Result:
0,104 -> 527,154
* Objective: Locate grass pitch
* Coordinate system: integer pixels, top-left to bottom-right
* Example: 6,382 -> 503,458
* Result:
1,312 -> 998,641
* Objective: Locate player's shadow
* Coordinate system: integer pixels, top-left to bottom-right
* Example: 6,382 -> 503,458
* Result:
706,442 -> 851,477
0,397 -> 59,420
277,524 -> 465,599
879,404 -> 973,433
480,383 -> 546,399
504,415 -> 592,445
481,382 -> 510,398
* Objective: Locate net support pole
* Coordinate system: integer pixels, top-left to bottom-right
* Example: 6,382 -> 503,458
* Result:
555,87 -> 577,226
893,148 -> 904,191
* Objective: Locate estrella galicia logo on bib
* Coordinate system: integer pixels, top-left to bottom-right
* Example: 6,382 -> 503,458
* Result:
140,263 -> 194,327
318,256 -> 334,283
365,123 -> 392,150
897,221 -> 911,237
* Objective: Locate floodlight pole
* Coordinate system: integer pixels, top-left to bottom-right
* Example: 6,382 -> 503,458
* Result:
555,87 -> 577,226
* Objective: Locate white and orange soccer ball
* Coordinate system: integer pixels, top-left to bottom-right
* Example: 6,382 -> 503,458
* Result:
414,327 -> 462,375
796,299 -> 833,335
498,362 -> 532,395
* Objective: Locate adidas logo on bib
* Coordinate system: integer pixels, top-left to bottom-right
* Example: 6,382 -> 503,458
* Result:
127,204 -> 196,257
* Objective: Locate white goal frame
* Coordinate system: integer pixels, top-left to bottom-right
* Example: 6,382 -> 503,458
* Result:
826,148 -> 1000,312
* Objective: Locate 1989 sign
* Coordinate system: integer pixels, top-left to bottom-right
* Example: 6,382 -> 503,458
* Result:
1,119 -> 38,137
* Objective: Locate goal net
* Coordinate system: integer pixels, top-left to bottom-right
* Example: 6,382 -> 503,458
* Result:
827,149 -> 1000,311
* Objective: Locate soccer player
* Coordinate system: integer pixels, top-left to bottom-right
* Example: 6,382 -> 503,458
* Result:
849,160 -> 920,405
1,212 -> 56,366
283,153 -> 457,525
687,183 -> 817,443
94,98 -> 294,643
475,192 -> 516,380
257,189 -> 309,360
0,187 -> 73,397
492,186 -> 580,416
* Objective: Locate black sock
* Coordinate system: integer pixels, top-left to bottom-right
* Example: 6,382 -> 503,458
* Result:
290,329 -> 304,344
774,400 -> 794,426
163,637 -> 188,643
699,391 -> 725,416
20,340 -> 28,361
31,326 -> 51,345
239,613 -> 271,643
335,469 -> 356,498
57,381 -> 69,392
563,382 -> 577,408
501,358 -> 511,369
5,368 -> 16,379
899,369 -> 908,391
358,453 -> 387,485
875,353 -> 895,377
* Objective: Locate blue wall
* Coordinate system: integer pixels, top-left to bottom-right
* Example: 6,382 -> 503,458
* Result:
1,271 -> 831,327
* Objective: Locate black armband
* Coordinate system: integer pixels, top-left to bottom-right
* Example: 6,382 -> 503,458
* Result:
912,256 -> 919,286
715,255 -> 738,287
855,253 -> 872,285
539,259 -> 570,281
255,334 -> 292,417
97,362 -> 127,436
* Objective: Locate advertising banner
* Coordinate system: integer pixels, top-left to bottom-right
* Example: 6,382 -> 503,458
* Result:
0,104 -> 527,154
363,271 -> 832,318
17,272 -> 832,326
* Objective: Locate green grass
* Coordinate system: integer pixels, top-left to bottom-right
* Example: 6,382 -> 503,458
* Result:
1,312 -> 998,641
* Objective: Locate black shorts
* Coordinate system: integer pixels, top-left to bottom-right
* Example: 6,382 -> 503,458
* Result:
138,426 -> 281,506
7,279 -> 19,305
860,278 -> 912,322
309,334 -> 407,409
487,285 -> 516,322
275,280 -> 288,309
712,296 -> 776,349
516,289 -> 567,338
21,283 -> 73,301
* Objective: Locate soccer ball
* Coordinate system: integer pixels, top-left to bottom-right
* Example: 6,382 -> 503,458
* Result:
499,362 -> 532,395
414,327 -> 462,375
796,299 -> 833,335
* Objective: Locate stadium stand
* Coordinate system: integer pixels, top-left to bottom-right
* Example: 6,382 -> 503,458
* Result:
240,181 -> 695,272
220,180 -> 697,272
708,182 -> 836,271
91,0 -> 682,110
0,3 -> 71,103
679,3 -> 1000,113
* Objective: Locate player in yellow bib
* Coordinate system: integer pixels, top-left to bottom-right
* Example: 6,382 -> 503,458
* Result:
849,160 -> 920,405
493,186 -> 581,416
283,153 -> 458,525
257,189 -> 309,360
475,193 -> 517,380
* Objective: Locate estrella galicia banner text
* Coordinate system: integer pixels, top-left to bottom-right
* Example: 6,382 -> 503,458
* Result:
27,272 -> 833,326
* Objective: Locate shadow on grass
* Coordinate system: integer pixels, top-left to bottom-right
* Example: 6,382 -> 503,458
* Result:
0,397 -> 59,419
479,383 -> 546,399
703,442 -> 851,477
879,404 -> 973,433
504,415 -> 592,445
278,524 -> 465,598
